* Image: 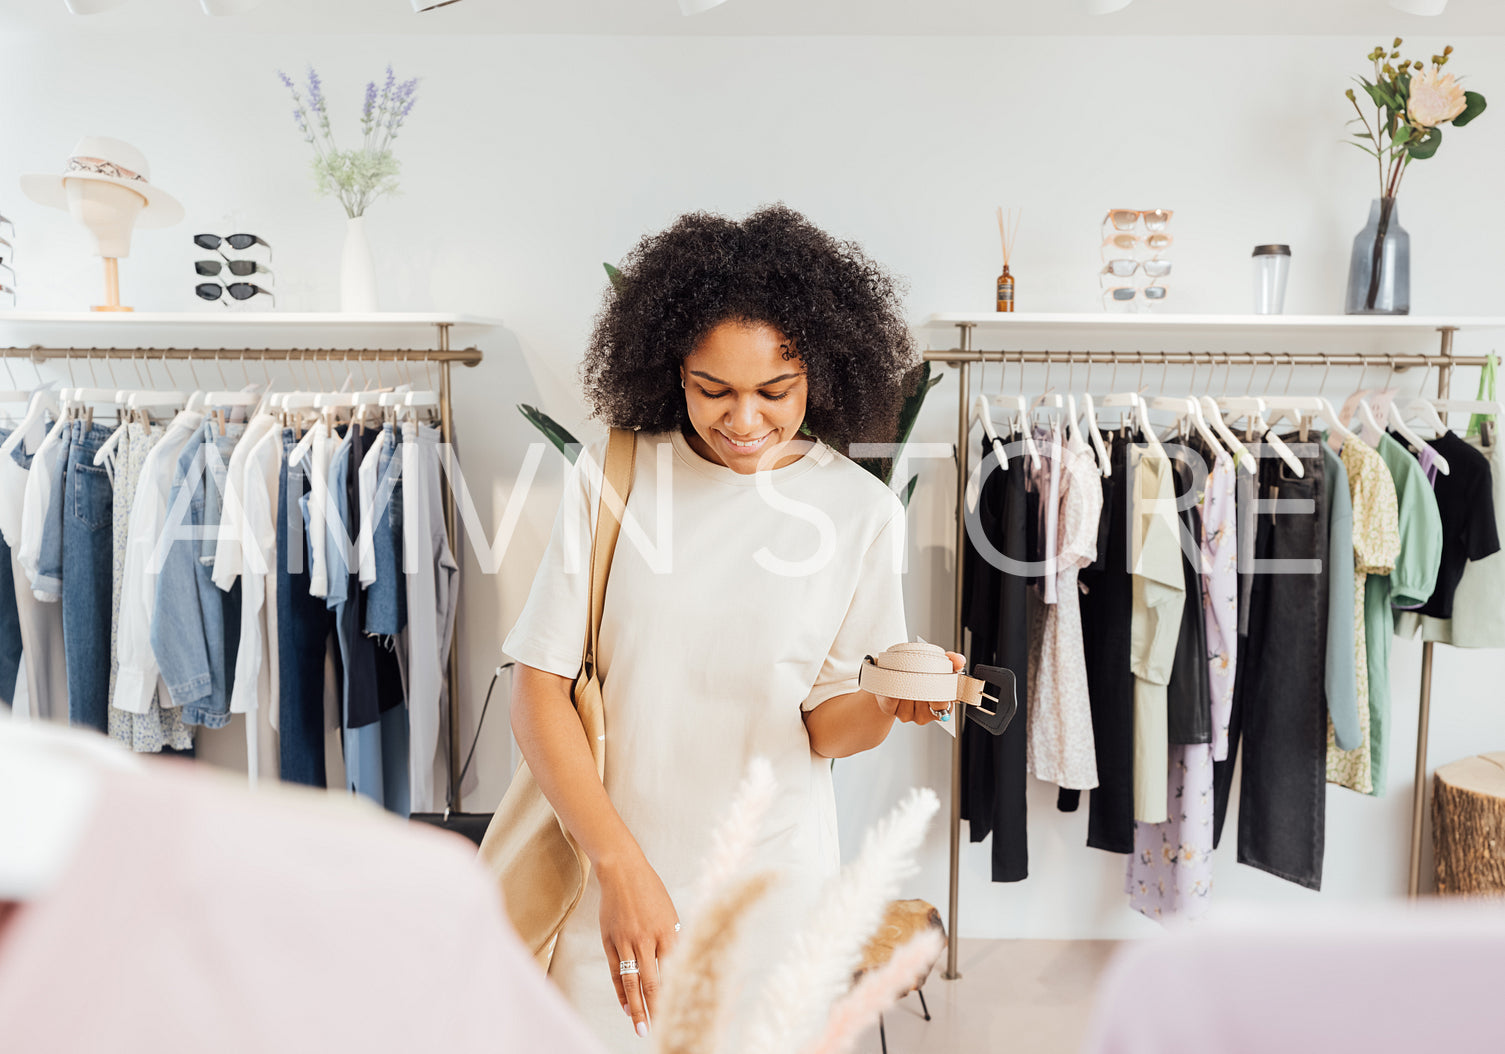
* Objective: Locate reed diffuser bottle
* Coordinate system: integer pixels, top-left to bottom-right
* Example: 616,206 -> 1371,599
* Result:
996,206 -> 1020,313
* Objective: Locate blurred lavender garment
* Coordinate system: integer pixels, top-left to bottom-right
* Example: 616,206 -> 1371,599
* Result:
1126,449 -> 1235,921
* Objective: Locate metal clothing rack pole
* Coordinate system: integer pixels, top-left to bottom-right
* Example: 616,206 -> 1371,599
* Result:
0,331 -> 483,805
922,325 -> 1481,977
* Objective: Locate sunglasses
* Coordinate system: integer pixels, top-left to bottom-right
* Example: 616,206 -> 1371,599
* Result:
193,233 -> 273,257
196,281 -> 276,306
195,258 -> 272,278
1103,209 -> 1173,232
1101,258 -> 1172,279
1102,231 -> 1174,253
1102,285 -> 1169,303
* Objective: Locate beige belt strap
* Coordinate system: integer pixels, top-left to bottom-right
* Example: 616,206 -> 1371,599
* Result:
857,641 -> 985,707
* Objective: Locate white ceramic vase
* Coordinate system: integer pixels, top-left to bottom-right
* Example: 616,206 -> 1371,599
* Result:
340,214 -> 379,313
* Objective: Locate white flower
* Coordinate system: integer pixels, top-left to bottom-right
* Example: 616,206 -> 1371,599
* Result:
1408,68 -> 1468,128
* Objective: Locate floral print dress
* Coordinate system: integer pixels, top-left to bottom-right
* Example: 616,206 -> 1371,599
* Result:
1325,437 -> 1399,794
1026,429 -> 1104,790
1128,449 -> 1236,921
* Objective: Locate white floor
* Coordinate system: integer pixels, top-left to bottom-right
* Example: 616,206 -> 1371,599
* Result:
873,939 -> 1120,1054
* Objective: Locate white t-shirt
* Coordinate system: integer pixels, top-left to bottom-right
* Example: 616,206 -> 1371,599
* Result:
503,428 -> 907,1051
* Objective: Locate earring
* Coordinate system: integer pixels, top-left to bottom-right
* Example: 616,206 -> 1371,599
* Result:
680,378 -> 686,388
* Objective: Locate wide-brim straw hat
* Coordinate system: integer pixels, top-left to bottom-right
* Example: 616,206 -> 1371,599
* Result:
21,135 -> 184,228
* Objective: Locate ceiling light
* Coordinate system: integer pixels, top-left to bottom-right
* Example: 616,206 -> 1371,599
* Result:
199,0 -> 262,12
412,0 -> 464,10
679,0 -> 730,14
1083,0 -> 1133,12
1389,0 -> 1448,13
63,0 -> 129,12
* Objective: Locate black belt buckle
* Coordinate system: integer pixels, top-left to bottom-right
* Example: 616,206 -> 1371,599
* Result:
966,664 -> 1018,736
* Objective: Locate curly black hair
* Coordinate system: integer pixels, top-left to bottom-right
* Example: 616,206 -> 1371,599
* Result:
581,204 -> 918,453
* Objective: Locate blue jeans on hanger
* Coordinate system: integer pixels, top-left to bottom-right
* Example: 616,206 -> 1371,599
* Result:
61,422 -> 114,732
277,428 -> 334,788
364,423 -> 406,637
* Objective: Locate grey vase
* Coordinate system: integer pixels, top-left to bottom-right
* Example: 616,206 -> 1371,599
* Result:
1345,197 -> 1410,315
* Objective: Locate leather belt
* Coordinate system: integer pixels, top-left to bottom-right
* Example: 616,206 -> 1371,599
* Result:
856,641 -> 1017,736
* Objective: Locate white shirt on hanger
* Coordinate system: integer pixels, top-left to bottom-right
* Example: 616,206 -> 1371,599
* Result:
17,419 -> 68,599
0,414 -> 47,548
211,411 -> 278,592
113,411 -> 205,716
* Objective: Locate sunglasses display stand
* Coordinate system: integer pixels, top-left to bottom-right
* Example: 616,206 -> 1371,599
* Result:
63,179 -> 144,313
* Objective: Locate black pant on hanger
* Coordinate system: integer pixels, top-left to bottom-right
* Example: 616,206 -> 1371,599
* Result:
1214,440 -> 1329,890
1064,433 -> 1136,854
960,437 -> 1030,882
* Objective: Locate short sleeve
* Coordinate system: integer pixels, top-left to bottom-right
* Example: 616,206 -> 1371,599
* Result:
1390,462 -> 1444,608
500,442 -> 603,681
1465,463 -> 1501,561
800,507 -> 909,713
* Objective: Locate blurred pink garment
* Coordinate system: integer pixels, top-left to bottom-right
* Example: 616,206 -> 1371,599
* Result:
0,759 -> 604,1054
1081,906 -> 1505,1054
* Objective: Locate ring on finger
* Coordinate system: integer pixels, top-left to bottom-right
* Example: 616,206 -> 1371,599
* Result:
928,703 -> 952,720
618,959 -> 640,976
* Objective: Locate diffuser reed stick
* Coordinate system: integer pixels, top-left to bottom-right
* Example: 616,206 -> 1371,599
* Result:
996,206 -> 1020,312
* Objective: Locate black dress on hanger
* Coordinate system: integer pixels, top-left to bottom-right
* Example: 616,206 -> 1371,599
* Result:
1065,432 -> 1136,854
960,435 -> 1030,882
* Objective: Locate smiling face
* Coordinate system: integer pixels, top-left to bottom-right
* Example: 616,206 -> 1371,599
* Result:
679,319 -> 809,474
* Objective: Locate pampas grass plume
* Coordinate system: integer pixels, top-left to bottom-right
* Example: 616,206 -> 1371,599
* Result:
797,930 -> 945,1054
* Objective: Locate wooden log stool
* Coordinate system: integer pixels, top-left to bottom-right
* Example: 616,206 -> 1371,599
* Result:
855,899 -> 946,1054
1433,751 -> 1505,895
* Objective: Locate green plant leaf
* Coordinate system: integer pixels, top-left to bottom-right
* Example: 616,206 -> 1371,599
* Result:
1453,90 -> 1487,127
1361,80 -> 1398,110
1397,71 -> 1411,100
1391,124 -> 1412,148
851,360 -> 944,486
1406,125 -> 1442,160
517,403 -> 583,463
899,474 -> 919,508
603,262 -> 625,290
1343,139 -> 1381,159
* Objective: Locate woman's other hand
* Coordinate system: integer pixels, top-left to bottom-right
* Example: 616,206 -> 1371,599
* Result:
597,852 -> 680,1038
875,650 -> 966,726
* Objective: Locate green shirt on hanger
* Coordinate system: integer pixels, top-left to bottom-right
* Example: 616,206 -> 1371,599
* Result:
1367,432 -> 1444,794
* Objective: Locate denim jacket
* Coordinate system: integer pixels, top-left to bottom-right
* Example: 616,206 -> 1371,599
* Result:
152,420 -> 243,728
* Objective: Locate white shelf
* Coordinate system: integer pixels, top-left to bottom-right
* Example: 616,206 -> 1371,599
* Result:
0,311 -> 501,329
923,312 -> 1505,333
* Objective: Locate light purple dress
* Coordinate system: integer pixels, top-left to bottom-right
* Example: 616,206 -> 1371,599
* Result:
1127,450 -> 1236,920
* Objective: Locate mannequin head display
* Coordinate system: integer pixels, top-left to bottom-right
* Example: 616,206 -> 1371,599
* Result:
21,136 -> 184,312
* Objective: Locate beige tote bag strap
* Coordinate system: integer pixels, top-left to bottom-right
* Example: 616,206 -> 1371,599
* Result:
581,428 -> 637,677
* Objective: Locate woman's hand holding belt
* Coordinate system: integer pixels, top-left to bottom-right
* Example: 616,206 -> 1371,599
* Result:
597,850 -> 680,1038
872,650 -> 966,726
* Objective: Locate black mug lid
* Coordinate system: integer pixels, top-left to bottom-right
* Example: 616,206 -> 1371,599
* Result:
1252,244 -> 1292,256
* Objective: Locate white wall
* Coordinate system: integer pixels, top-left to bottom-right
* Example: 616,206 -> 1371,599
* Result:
5,30 -> 1505,939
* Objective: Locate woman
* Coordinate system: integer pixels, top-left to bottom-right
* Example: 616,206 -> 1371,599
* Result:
503,204 -> 956,1049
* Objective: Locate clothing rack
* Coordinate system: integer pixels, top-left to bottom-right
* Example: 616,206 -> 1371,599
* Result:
0,320 -> 484,809
923,322 -> 1489,980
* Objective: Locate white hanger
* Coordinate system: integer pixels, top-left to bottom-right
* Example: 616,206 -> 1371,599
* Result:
203,390 -> 259,408
1079,392 -> 1111,477
0,386 -> 60,462
1429,396 -> 1505,418
1369,391 -> 1450,475
1263,395 -> 1355,444
1100,391 -> 1165,458
970,392 -> 1003,458
1217,395 -> 1304,477
1199,396 -> 1257,475
989,391 -> 1041,470
1391,394 -> 1448,437
1148,395 -> 1226,460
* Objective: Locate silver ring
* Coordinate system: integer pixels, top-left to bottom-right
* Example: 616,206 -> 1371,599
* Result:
618,959 -> 639,976
673,923 -> 681,933
928,704 -> 951,718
